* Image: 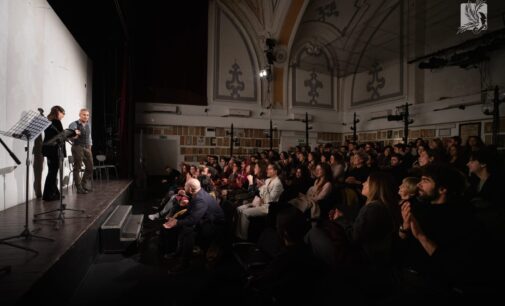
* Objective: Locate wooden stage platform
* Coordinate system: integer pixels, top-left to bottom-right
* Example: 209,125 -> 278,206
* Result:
0,180 -> 134,305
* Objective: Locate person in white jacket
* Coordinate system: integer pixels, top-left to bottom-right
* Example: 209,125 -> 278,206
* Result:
236,162 -> 284,240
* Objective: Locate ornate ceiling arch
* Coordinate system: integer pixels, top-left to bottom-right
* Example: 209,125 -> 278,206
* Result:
290,0 -> 405,106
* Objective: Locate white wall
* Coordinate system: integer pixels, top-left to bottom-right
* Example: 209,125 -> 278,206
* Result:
0,0 -> 92,211
134,0 -> 505,169
338,0 -> 505,139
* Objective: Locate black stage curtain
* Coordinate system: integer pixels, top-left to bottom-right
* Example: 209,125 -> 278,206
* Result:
132,1 -> 208,105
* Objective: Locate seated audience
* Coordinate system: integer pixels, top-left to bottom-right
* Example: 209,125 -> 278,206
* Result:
149,134 -> 504,299
387,153 -> 407,186
297,151 -> 308,169
247,162 -> 267,197
466,148 -> 505,284
308,159 -> 317,179
398,177 -> 420,203
345,151 -> 370,187
412,148 -> 442,175
289,163 -> 333,219
398,164 -> 478,294
377,145 -> 392,169
428,138 -> 447,162
206,154 -> 221,173
466,148 -> 501,208
236,162 -> 284,240
161,178 -> 225,273
446,136 -> 463,155
395,143 -> 415,168
284,166 -> 312,201
148,190 -> 189,221
189,165 -> 199,178
447,136 -> 466,162
448,144 -> 468,174
308,151 -> 319,165
465,135 -> 485,154
307,172 -> 400,296
330,153 -> 346,183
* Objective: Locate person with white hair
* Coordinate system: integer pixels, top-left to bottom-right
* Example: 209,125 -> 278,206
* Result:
161,178 -> 225,273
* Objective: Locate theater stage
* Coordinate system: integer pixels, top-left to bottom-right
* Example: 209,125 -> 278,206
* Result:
0,180 -> 134,305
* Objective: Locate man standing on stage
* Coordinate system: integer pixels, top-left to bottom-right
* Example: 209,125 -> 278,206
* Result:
69,109 -> 93,194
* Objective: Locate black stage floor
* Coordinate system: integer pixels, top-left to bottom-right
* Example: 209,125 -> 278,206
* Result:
0,180 -> 133,305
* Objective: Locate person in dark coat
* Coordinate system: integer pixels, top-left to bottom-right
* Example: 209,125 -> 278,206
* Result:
42,105 -> 66,201
466,148 -> 505,279
398,164 -> 485,299
161,178 -> 225,273
345,151 -> 371,189
466,148 -> 502,209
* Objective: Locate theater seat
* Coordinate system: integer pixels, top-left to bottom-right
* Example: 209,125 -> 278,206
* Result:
246,201 -> 283,242
233,202 -> 289,273
232,229 -> 274,273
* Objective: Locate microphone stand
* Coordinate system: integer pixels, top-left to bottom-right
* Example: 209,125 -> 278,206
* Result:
33,129 -> 90,229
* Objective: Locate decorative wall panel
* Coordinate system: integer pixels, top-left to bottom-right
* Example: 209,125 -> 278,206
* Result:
213,7 -> 258,102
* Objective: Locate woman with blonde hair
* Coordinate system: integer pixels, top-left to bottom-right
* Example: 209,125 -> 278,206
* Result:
398,177 -> 420,202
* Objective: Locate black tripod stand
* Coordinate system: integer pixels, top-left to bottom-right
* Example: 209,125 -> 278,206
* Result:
0,138 -> 19,275
0,128 -> 54,255
33,129 -> 90,229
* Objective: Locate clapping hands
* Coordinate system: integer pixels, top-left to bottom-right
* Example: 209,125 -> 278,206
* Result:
401,201 -> 425,240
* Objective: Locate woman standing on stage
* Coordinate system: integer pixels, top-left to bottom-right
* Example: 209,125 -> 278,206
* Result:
42,106 -> 66,201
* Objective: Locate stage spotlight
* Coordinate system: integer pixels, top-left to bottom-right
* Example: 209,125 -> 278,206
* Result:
258,67 -> 272,80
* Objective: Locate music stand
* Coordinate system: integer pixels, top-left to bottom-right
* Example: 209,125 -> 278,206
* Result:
0,110 -> 54,254
33,129 -> 90,229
